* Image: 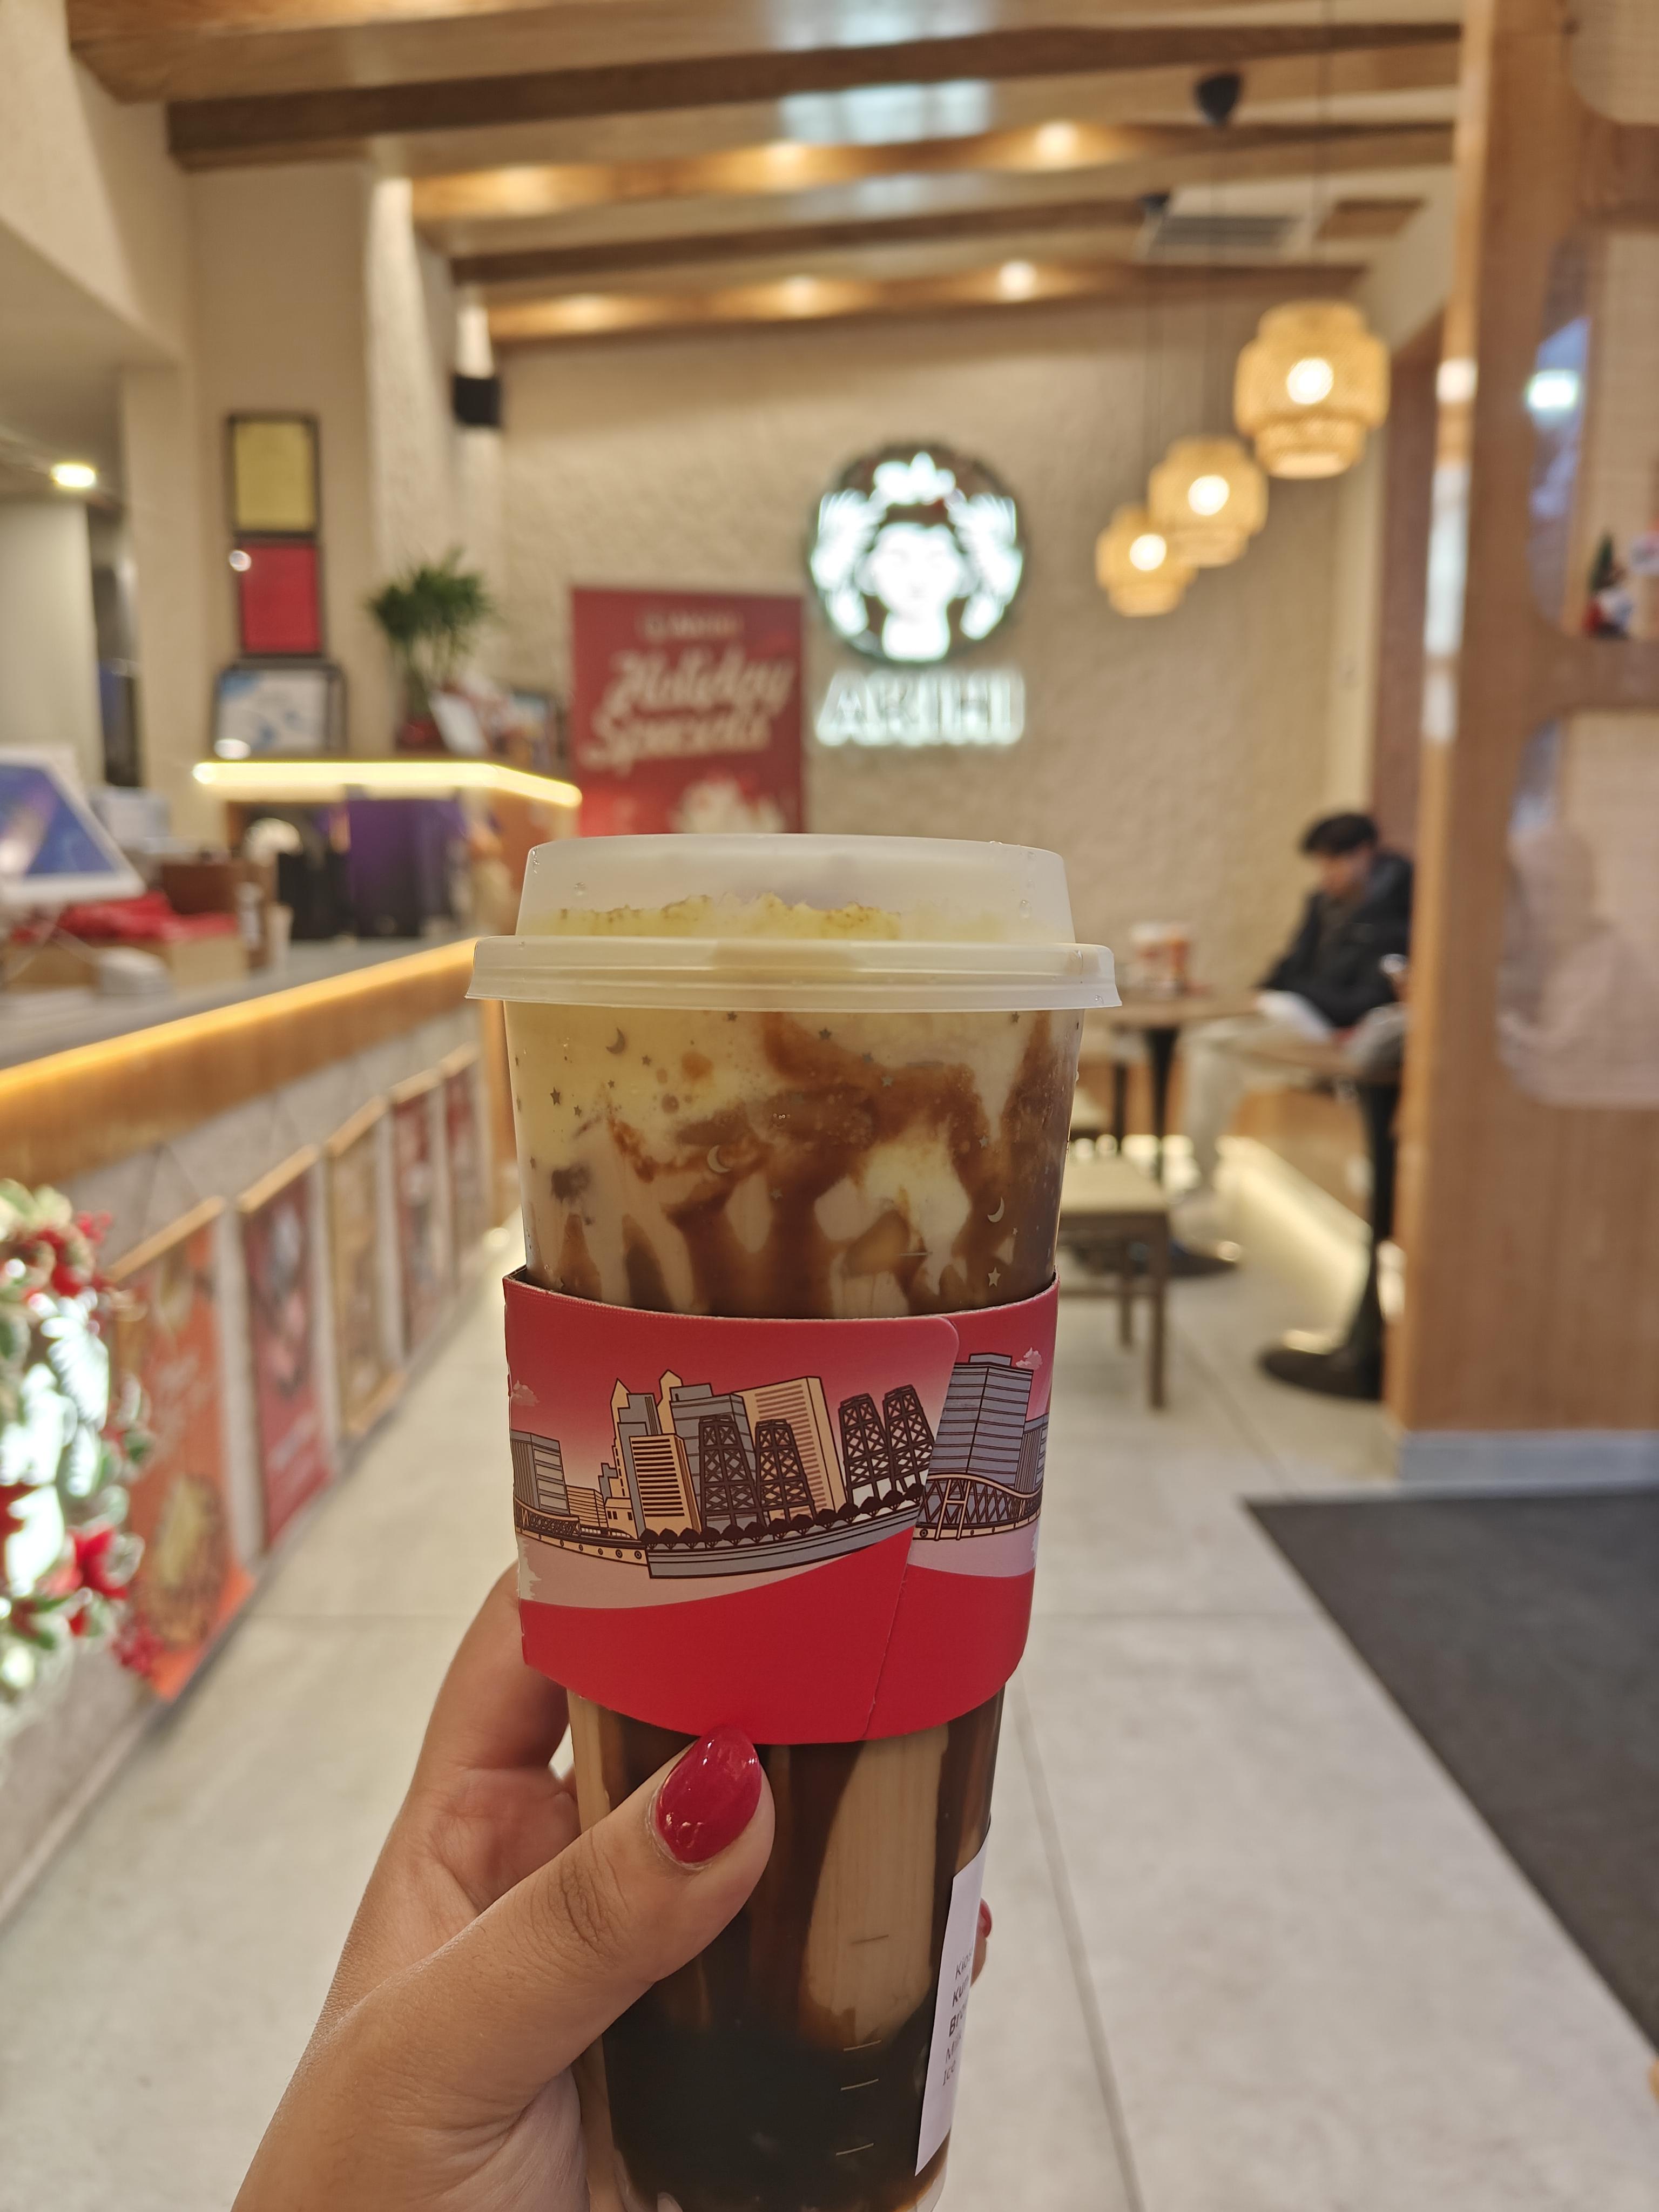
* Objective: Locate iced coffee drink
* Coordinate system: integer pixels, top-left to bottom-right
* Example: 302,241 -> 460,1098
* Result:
473,837 -> 1112,2212
513,999 -> 1077,1320
569,1691 -> 1001,2212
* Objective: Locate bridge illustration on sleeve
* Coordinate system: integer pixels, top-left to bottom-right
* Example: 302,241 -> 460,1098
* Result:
511,1352 -> 1046,1579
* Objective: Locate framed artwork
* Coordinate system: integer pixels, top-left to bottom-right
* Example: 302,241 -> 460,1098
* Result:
235,538 -> 323,657
212,661 -> 342,758
326,1100 -> 401,1439
391,1073 -> 449,1357
239,1149 -> 334,1546
442,1045 -> 491,1283
113,1200 -> 255,1701
228,414 -> 319,535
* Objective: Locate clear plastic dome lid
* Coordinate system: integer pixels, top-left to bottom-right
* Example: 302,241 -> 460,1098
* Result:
469,834 -> 1116,1013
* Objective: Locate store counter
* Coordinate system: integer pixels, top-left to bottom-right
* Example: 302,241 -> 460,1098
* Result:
0,933 -> 504,1190
0,932 -> 516,1920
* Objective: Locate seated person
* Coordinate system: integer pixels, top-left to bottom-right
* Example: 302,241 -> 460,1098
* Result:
1181,811 -> 1412,1217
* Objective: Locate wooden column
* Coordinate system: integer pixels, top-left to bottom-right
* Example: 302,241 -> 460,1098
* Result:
1369,314 -> 1442,853
1390,0 -> 1659,1446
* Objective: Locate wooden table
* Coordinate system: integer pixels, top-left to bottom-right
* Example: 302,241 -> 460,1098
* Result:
1227,1031 -> 1402,1401
1057,1146 -> 1171,1408
1087,992 -> 1259,1182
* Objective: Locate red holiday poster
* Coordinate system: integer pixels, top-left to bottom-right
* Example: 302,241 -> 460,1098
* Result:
327,1099 -> 401,1439
114,1202 -> 254,1701
569,586 -> 803,837
239,1150 -> 334,1547
392,1074 -> 448,1356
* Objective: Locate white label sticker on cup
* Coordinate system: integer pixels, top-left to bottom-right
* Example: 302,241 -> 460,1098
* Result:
915,1833 -> 989,2174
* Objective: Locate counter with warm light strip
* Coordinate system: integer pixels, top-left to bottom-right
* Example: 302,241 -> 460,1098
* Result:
0,934 -> 508,1191
192,757 -> 582,811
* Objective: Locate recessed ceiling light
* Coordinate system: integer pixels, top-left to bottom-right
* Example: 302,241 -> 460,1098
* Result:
999,260 -> 1039,299
51,461 -> 97,491
1437,356 -> 1478,405
1034,122 -> 1082,165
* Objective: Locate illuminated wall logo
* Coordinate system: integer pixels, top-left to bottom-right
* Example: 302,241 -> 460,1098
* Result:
807,444 -> 1027,664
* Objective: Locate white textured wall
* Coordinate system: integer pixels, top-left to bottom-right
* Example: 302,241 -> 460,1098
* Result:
497,301 -> 1341,984
366,178 -> 461,576
190,162 -> 390,749
0,0 -> 192,358
121,363 -> 215,833
1323,430 -> 1384,810
0,502 -> 103,781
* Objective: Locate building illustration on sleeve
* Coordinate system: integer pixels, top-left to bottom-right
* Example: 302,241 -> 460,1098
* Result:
511,1352 -> 1046,1579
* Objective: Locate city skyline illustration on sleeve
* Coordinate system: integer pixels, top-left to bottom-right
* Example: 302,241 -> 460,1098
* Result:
511,1347 -> 1047,1581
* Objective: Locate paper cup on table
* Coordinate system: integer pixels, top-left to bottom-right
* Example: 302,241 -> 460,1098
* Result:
471,835 -> 1115,2212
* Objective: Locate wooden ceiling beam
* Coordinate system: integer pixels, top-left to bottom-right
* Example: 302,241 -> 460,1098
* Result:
486,253 -> 1363,349
415,123 -> 1454,249
318,42 -> 1463,184
164,22 -> 1459,166
451,196 -> 1153,286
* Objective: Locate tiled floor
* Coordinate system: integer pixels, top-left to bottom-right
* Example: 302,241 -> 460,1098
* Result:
0,1246 -> 1654,2210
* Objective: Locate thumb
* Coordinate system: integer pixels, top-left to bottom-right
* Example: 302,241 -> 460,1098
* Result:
362,1727 -> 772,2122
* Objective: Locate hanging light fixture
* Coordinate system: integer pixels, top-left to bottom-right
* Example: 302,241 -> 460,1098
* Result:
1139,73 -> 1267,572
1233,0 -> 1390,480
1235,300 -> 1390,477
1094,195 -> 1193,618
1096,504 -> 1195,616
1148,435 -> 1267,567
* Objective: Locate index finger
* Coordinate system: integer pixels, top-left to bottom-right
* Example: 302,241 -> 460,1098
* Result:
413,1568 -> 570,1790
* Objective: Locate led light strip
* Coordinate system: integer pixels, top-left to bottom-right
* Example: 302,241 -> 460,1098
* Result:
192,758 -> 582,810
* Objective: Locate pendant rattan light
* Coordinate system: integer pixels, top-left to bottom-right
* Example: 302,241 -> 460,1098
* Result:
1148,435 -> 1267,567
1096,194 -> 1194,617
1235,299 -> 1390,478
1096,504 -> 1195,616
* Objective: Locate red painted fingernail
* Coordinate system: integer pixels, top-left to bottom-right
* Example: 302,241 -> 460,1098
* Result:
653,1727 -> 763,1865
978,1899 -> 993,1939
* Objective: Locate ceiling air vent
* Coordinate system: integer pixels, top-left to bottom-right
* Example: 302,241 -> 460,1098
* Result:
1138,211 -> 1301,262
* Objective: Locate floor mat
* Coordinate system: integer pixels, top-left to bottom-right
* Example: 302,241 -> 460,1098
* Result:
1250,1488 -> 1659,2049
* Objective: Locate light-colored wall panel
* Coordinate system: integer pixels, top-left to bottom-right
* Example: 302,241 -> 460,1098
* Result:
496,298 -> 1342,988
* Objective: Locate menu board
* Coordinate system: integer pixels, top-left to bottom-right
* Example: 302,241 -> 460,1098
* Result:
391,1074 -> 448,1356
327,1100 -> 401,1438
239,1150 -> 334,1546
114,1202 -> 254,1700
442,1045 -> 490,1282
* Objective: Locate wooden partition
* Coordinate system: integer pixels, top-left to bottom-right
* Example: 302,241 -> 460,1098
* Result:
1370,315 -> 1442,853
1390,0 -> 1659,1466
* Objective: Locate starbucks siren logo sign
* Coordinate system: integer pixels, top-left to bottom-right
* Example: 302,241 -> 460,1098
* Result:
808,443 -> 1028,747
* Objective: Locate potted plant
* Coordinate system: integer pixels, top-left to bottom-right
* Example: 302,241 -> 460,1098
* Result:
366,550 -> 495,750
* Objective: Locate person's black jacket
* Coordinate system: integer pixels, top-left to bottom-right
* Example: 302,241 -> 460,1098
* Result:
1258,850 -> 1413,1029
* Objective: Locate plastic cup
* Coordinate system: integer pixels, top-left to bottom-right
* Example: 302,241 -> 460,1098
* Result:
470,836 -> 1114,2212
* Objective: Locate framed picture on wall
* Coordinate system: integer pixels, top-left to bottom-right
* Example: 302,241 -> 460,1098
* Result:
326,1099 -> 402,1439
112,1199 -> 255,1701
441,1044 -> 490,1284
212,662 -> 343,757
239,1148 -> 335,1547
228,414 -> 320,535
390,1072 -> 449,1357
234,538 -> 324,657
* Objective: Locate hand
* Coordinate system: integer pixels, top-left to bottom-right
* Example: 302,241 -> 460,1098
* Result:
233,1571 -> 773,2212
235,1571 -> 994,2212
